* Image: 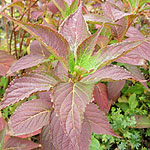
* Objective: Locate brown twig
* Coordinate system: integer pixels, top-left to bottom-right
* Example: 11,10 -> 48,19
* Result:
2,0 -> 10,53
9,0 -> 38,55
19,0 -> 32,58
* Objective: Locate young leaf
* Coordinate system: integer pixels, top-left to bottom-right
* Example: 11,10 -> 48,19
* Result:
8,98 -> 52,136
52,0 -> 69,17
101,2 -> 136,41
4,137 -> 40,150
70,0 -> 79,14
8,55 -> 47,75
52,82 -> 94,147
64,0 -> 75,7
77,26 -> 103,67
0,72 -> 58,110
59,4 -> 90,53
81,65 -> 142,84
0,50 -> 16,76
93,83 -> 111,113
41,125 -> 56,150
0,12 -> 70,70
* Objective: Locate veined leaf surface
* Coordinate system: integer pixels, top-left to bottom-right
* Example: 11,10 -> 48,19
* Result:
0,72 -> 57,109
81,65 -> 142,84
0,12 -> 70,70
41,125 -> 56,150
8,55 -> 47,74
93,83 -> 110,113
96,40 -> 144,68
59,4 -> 90,53
52,81 -> 94,147
85,103 -> 119,137
4,137 -> 40,150
8,99 -> 52,136
77,26 -> 103,68
0,50 -> 16,76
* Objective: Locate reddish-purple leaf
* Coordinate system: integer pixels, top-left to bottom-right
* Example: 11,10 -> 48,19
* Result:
0,72 -> 57,109
8,98 -> 52,136
83,14 -> 112,25
52,61 -> 69,82
77,26 -> 103,64
117,37 -> 150,65
116,50 -> 146,65
59,4 -> 90,53
41,125 -> 56,150
81,65 -> 142,84
17,129 -> 41,138
38,91 -> 52,102
52,82 -> 94,147
126,27 -> 144,38
97,35 -> 109,48
107,0 -> 124,10
108,80 -> 125,102
78,117 -> 92,150
31,11 -> 43,19
8,54 -> 47,74
111,17 -> 128,41
30,40 -> 50,57
52,0 -> 66,12
4,137 -> 40,150
1,12 -> 70,69
93,83 -> 111,113
101,2 -> 136,41
47,2 -> 59,14
96,40 -> 144,68
49,111 -> 74,150
85,103 -> 119,137
0,112 -> 6,132
101,2 -> 131,21
124,64 -> 150,91
0,50 -> 16,76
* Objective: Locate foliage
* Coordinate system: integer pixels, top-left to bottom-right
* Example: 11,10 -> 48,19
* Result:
0,0 -> 150,149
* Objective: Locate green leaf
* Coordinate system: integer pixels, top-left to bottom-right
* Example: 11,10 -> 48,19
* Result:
77,26 -> 103,70
128,93 -> 138,110
70,0 -> 78,14
135,115 -> 150,128
90,135 -> 101,150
